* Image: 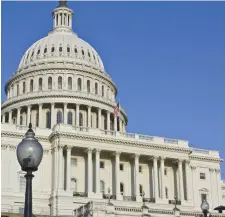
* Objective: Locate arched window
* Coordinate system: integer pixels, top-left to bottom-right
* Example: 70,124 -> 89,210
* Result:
39,78 -> 43,91
79,112 -> 83,127
87,80 -> 90,93
165,187 -> 168,199
77,78 -> 82,91
67,46 -> 70,53
23,82 -> 26,93
120,183 -> 124,195
102,85 -> 104,97
51,46 -> 55,53
67,111 -> 73,125
44,47 -> 47,54
71,178 -> 77,192
95,83 -> 98,94
68,77 -> 72,90
74,47 -> 77,53
100,180 -> 105,193
48,77 -> 52,90
17,84 -> 19,96
82,50 -> 84,55
46,111 -> 51,129
30,79 -> 33,92
20,116 -> 23,125
139,184 -> 143,195
58,76 -> 62,89
57,111 -> 63,124
59,46 -> 62,53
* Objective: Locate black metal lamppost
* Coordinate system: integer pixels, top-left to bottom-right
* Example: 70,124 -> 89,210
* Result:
201,199 -> 209,217
16,123 -> 43,217
173,196 -> 180,217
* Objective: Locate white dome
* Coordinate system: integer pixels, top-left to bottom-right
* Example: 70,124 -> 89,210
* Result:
18,30 -> 104,71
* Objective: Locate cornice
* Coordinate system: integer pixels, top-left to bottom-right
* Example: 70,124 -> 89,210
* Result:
49,132 -> 191,154
190,155 -> 223,163
1,92 -> 128,122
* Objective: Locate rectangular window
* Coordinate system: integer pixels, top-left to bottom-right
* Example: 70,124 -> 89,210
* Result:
139,166 -> 142,173
71,158 -> 77,166
120,163 -> 124,171
100,161 -> 104,169
164,168 -> 167,176
201,193 -> 207,202
20,176 -> 26,192
200,173 -> 206,180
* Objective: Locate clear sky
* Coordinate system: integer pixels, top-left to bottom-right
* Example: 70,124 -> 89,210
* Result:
2,1 -> 225,178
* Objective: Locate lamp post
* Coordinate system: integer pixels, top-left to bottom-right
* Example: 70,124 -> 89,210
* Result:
173,196 -> 180,217
201,199 -> 209,217
16,123 -> 43,217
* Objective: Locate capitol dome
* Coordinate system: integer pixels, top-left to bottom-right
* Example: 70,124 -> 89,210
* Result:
2,0 -> 128,131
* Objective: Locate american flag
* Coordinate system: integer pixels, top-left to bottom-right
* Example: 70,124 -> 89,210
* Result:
114,103 -> 120,117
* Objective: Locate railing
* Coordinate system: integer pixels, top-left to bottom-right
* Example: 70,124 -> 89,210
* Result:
144,197 -> 155,203
164,138 -> 178,144
169,199 -> 181,205
101,130 -> 116,136
123,196 -> 136,201
72,126 -> 89,132
73,192 -> 88,197
115,207 -> 142,212
120,132 -> 135,139
192,148 -> 209,155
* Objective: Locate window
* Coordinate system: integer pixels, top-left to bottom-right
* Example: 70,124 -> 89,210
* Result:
74,48 -> 77,53
77,78 -> 82,91
19,207 -> 24,215
71,158 -> 77,166
39,78 -> 43,91
44,47 -> 47,53
67,111 -> 73,125
88,52 -> 90,57
201,193 -> 207,202
87,80 -> 90,93
120,183 -> 124,195
82,50 -> 84,55
20,116 -> 23,125
67,47 -> 70,52
17,84 -> 19,96
23,82 -> 26,93
30,79 -> 33,92
200,173 -> 206,180
51,46 -> 55,53
139,166 -> 142,173
79,113 -> 83,127
139,184 -> 143,195
46,111 -> 51,129
59,46 -> 62,52
120,163 -> 124,171
37,49 -> 40,55
164,168 -> 167,176
71,178 -> 77,192
58,76 -> 62,89
102,85 -> 104,97
68,77 -> 72,90
48,77 -> 52,90
57,111 -> 63,124
20,176 -> 26,192
95,83 -> 98,94
100,161 -> 104,169
100,180 -> 105,193
165,187 -> 168,199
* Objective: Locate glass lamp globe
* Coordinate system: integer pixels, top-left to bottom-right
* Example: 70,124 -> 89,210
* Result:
201,200 -> 209,212
16,124 -> 43,172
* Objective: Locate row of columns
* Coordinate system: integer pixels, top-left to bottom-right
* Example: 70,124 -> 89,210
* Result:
54,11 -> 72,28
63,147 -> 191,202
2,103 -> 126,132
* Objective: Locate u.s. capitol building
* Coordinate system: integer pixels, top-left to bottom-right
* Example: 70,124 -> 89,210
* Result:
1,1 -> 225,217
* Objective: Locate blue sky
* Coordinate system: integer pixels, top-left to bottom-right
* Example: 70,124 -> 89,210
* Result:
2,2 -> 225,178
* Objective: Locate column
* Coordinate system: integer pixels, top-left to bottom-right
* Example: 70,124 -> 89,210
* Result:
76,104 -> 80,127
38,104 -> 42,128
178,160 -> 184,201
2,113 -> 5,123
190,166 -> 196,205
185,160 -> 191,202
153,156 -> 159,199
27,105 -> 31,125
114,115 -> 117,131
119,118 -> 122,132
58,145 -> 64,190
98,108 -> 101,129
9,110 -> 12,124
215,169 -> 221,206
64,103 -> 67,124
115,152 -> 121,197
107,111 -> 110,131
160,157 -> 165,199
17,107 -> 21,125
209,168 -> 214,209
51,103 -> 55,128
87,106 -> 91,128
134,154 -> 140,197
95,149 -> 101,194
54,146 -> 58,190
87,148 -> 93,195
66,146 -> 72,191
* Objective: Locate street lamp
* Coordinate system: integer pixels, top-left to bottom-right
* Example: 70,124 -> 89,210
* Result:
201,199 -> 209,217
16,123 -> 43,217
173,196 -> 180,217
